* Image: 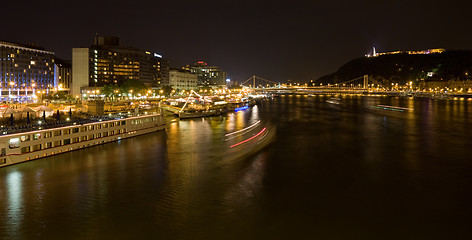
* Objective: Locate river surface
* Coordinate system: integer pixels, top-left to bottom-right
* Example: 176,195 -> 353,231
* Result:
1,95 -> 472,240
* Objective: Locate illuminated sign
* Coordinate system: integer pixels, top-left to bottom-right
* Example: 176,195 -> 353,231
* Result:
235,106 -> 249,112
154,53 -> 162,58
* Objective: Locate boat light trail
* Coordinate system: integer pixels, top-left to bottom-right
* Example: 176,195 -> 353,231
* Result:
370,106 -> 404,112
225,120 -> 261,137
377,105 -> 414,111
230,127 -> 266,148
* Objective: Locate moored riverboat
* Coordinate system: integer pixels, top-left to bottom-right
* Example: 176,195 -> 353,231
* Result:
0,114 -> 166,167
178,108 -> 226,119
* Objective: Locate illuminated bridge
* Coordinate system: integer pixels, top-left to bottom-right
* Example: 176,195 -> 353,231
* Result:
240,75 -> 472,98
241,75 -> 377,94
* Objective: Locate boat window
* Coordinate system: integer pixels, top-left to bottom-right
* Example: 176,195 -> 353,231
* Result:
89,134 -> 95,140
72,128 -> 79,133
21,146 -> 31,153
88,125 -> 95,131
121,121 -> 126,125
53,140 -> 61,147
63,129 -> 70,135
72,137 -> 79,143
81,127 -> 87,132
44,142 -> 52,149
116,122 -> 120,126
103,132 -> 108,137
96,124 -> 101,129
1,148 -> 6,156
63,139 -> 71,145
32,144 -> 42,151
54,130 -> 61,136
21,135 -> 30,142
33,133 -> 41,140
96,133 -> 102,138
103,123 -> 108,128
81,136 -> 88,141
44,132 -> 52,138
109,122 -> 114,127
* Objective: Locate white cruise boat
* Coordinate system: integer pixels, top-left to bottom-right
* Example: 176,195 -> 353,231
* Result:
0,114 -> 165,167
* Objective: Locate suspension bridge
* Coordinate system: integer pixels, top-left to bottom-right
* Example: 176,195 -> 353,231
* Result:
240,75 -> 388,94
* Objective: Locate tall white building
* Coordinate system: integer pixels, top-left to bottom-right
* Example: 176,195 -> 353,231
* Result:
72,36 -> 168,97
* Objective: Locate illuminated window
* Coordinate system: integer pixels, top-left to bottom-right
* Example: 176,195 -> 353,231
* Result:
20,135 -> 30,142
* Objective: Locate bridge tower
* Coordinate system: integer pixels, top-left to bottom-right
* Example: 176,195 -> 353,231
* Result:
363,75 -> 368,89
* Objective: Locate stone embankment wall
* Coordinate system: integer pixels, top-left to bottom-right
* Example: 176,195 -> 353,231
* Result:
420,80 -> 472,90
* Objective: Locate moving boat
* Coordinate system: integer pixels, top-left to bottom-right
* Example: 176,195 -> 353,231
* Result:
223,120 -> 276,161
326,97 -> 341,104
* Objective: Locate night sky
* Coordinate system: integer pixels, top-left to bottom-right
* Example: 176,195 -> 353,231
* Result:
3,0 -> 472,83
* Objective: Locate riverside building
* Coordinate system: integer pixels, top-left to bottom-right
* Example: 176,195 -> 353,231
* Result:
184,61 -> 227,88
54,59 -> 71,93
0,40 -> 56,101
72,36 -> 169,96
169,69 -> 198,91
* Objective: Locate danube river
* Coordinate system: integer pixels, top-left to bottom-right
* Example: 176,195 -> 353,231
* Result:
1,95 -> 472,239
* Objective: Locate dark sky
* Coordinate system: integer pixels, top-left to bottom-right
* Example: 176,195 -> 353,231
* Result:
3,0 -> 472,83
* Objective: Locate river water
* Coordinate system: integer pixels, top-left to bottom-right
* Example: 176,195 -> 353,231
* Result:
1,95 -> 472,240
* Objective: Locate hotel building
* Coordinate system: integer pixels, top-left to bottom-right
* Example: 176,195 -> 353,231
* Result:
0,40 -> 56,101
72,36 -> 168,96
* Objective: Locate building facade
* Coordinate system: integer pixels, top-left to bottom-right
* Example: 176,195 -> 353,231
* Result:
72,36 -> 168,96
184,61 -> 227,88
54,59 -> 71,93
169,69 -> 198,91
0,40 -> 56,101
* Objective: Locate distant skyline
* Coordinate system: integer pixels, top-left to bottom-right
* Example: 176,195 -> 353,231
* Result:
3,0 -> 472,83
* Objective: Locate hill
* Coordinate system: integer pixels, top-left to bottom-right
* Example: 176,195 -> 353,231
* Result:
317,50 -> 472,86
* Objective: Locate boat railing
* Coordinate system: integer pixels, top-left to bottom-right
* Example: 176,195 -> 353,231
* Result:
0,112 -> 160,136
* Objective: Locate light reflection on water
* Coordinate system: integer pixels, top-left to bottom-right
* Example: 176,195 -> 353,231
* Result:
6,171 -> 23,238
1,96 -> 472,239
